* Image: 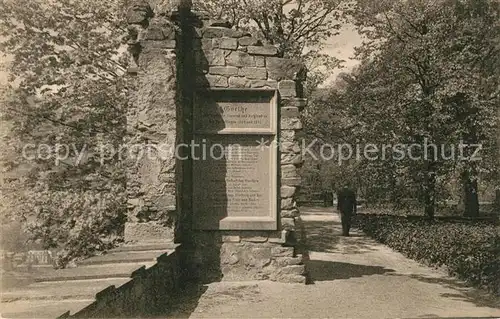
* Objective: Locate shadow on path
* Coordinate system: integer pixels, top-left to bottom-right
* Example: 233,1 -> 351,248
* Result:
304,219 -> 379,254
303,214 -> 395,283
166,283 -> 209,318
307,260 -> 395,282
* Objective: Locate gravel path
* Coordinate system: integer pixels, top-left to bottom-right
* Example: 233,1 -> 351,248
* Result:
169,207 -> 500,319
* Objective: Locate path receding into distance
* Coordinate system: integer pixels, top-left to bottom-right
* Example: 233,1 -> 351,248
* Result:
169,207 -> 500,319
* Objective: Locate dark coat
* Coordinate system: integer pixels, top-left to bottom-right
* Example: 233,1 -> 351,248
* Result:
337,188 -> 357,214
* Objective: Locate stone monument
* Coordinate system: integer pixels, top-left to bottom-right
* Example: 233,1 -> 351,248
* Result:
126,0 -> 308,283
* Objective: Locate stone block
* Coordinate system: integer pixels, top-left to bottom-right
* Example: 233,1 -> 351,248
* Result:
247,45 -> 278,56
291,143 -> 302,153
275,274 -> 306,284
275,255 -> 303,267
281,264 -> 306,275
203,38 -> 213,49
281,164 -> 298,178
226,51 -> 255,67
209,20 -> 232,28
281,117 -> 303,130
221,246 -> 240,266
144,27 -> 165,40
280,130 -> 295,141
194,38 -> 212,50
255,56 -> 266,67
238,67 -> 267,80
207,49 -> 227,66
281,218 -> 295,230
241,236 -> 268,243
228,76 -> 250,88
238,36 -> 261,46
281,186 -> 296,198
218,38 -> 238,50
291,154 -> 305,166
209,66 -> 239,76
267,57 -> 306,81
163,26 -> 176,40
140,40 -> 176,49
281,198 -> 296,210
281,208 -> 300,218
278,80 -> 297,97
222,235 -> 241,243
271,246 -> 294,257
281,153 -> 302,165
268,230 -> 287,244
203,27 -> 226,38
282,177 -> 301,186
250,80 -> 277,88
280,141 -> 299,153
205,74 -> 229,87
231,246 -> 272,268
223,29 -> 249,38
124,222 -> 174,242
281,106 -> 300,118
282,98 -> 308,110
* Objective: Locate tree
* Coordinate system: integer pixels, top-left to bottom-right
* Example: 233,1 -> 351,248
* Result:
305,0 -> 500,218
0,0 -> 128,266
194,0 -> 346,93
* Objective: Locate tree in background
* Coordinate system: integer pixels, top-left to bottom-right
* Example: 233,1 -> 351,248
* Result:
304,0 -> 499,218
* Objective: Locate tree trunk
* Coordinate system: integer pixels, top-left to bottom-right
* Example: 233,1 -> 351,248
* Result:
462,170 -> 480,217
494,188 -> 500,212
423,167 -> 436,220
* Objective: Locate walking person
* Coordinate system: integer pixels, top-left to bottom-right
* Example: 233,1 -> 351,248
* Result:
337,185 -> 357,236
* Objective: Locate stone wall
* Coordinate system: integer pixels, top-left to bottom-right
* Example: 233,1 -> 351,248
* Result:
125,1 -> 179,242
126,1 -> 309,284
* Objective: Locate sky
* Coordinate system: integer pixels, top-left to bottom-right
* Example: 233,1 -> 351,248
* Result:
322,24 -> 363,86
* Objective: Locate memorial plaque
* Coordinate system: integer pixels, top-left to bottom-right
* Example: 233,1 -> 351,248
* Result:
194,89 -> 277,134
193,89 -> 278,230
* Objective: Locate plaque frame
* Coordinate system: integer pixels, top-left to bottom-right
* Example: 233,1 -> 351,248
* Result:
192,89 -> 279,230
193,88 -> 278,135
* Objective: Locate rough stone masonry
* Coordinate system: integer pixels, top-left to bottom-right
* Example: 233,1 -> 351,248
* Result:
126,0 -> 309,283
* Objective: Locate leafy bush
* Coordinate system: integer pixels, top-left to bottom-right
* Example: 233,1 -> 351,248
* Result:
24,188 -> 126,268
354,214 -> 500,295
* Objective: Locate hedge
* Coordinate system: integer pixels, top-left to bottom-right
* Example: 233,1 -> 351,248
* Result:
354,214 -> 500,295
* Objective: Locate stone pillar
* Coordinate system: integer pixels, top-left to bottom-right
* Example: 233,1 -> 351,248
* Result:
125,0 -> 179,243
125,1 -> 309,283
183,13 -> 309,283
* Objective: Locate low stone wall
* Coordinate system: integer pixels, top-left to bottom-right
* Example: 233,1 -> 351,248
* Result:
67,248 -> 180,318
180,230 -> 307,284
